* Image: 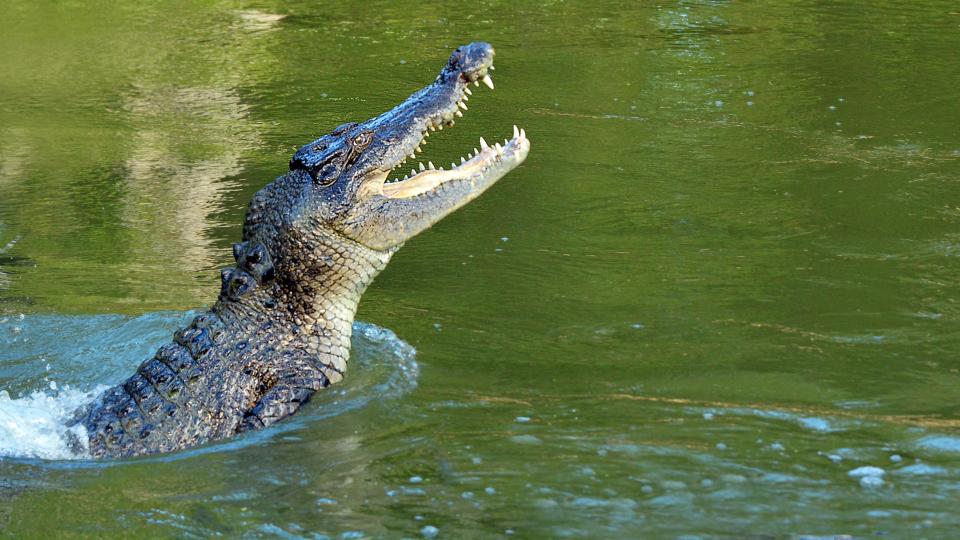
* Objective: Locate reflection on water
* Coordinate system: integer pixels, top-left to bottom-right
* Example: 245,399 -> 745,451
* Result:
121,86 -> 254,277
1,0 -> 960,536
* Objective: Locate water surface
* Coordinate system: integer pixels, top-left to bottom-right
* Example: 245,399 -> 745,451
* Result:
2,1 -> 960,537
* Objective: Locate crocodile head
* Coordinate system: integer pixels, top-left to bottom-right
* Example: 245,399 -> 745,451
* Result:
285,41 -> 530,251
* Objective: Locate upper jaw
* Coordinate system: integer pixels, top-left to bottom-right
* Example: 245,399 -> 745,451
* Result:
357,42 -> 528,200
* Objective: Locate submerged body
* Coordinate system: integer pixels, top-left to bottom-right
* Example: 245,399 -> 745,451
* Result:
71,42 -> 529,458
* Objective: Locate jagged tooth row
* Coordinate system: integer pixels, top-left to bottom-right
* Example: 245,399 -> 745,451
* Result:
388,71 -> 502,183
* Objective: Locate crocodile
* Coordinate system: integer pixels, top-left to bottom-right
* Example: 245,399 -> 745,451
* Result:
70,42 -> 529,458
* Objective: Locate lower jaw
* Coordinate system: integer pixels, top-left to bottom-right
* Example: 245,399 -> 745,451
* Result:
382,128 -> 528,199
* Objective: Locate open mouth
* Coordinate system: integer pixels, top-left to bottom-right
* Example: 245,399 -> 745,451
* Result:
380,70 -> 531,199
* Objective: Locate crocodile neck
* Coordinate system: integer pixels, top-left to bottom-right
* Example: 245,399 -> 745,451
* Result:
214,228 -> 396,382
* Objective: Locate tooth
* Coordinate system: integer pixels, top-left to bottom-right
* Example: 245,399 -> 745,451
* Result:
438,124 -> 444,130
462,95 -> 469,101
474,80 -> 480,87
455,110 -> 463,117
415,145 -> 422,153
411,169 -> 416,176
520,128 -> 526,140
428,161 -> 435,169
464,87 -> 472,95
429,125 -> 435,132
451,162 -> 457,168
460,156 -> 466,164
474,147 -> 479,155
458,101 -> 468,111
495,142 -> 502,153
409,153 -> 415,159
513,125 -> 519,138
419,162 -> 425,171
480,137 -> 488,149
482,75 -> 494,89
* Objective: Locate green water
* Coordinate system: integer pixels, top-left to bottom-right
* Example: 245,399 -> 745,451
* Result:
2,1 -> 960,537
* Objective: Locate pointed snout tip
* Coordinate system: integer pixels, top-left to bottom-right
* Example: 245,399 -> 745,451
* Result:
448,42 -> 495,77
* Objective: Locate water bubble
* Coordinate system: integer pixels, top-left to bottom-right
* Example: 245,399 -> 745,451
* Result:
889,454 -> 902,463
716,442 -> 727,450
746,101 -> 754,106
420,526 -> 439,539
828,105 -> 836,111
897,463 -> 946,476
848,466 -> 885,478
485,486 -> 496,495
714,100 -> 724,108
409,476 -> 423,484
515,416 -> 531,423
860,476 -> 884,488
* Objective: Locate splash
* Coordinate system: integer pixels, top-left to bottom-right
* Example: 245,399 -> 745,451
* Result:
0,386 -> 102,459
0,312 -> 418,461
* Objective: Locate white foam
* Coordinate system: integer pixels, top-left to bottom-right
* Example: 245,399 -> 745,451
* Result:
0,385 -> 104,460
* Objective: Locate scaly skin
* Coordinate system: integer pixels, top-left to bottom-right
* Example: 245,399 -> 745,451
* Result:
71,42 -> 530,458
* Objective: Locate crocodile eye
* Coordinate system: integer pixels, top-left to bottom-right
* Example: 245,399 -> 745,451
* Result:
353,132 -> 373,148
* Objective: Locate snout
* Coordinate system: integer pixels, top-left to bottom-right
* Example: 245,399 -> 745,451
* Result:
447,42 -> 495,83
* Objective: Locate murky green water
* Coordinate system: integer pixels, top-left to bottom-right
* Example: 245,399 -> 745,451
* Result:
2,1 -> 960,537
